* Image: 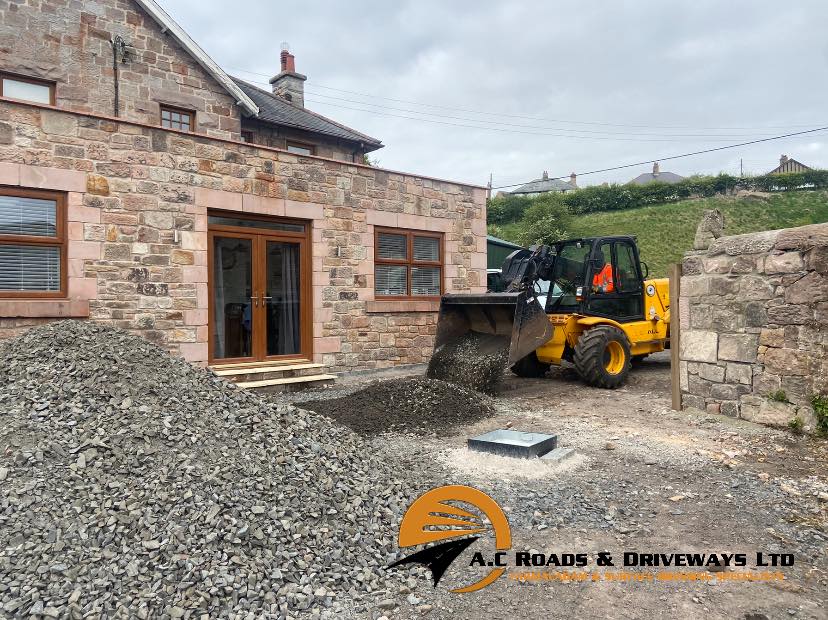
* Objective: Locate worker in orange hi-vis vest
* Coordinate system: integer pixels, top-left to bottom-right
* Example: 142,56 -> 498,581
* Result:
592,262 -> 615,293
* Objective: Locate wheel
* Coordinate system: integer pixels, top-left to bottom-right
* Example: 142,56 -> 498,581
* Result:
573,326 -> 632,389
510,352 -> 551,378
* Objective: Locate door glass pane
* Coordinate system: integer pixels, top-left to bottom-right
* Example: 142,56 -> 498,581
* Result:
212,236 -> 253,359
616,242 -> 640,292
265,241 -> 301,356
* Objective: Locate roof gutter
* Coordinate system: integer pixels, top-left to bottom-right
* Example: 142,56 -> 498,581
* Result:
133,0 -> 259,117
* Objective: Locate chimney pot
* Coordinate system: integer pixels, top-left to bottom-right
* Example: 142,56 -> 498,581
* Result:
280,49 -> 296,73
653,161 -> 660,176
780,154 -> 789,165
569,172 -> 577,188
542,170 -> 549,181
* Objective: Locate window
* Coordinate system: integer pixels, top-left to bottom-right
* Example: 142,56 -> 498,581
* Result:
160,105 -> 194,132
0,73 -> 55,105
286,141 -> 314,156
374,228 -> 442,298
0,188 -> 65,297
240,130 -> 255,144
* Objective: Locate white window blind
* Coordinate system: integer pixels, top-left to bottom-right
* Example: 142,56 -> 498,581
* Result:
377,233 -> 407,260
0,244 -> 61,291
411,266 -> 440,296
413,236 -> 439,262
0,195 -> 58,237
375,264 -> 407,296
2,77 -> 51,104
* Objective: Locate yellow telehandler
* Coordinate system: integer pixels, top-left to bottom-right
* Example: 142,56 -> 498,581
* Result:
433,236 -> 670,388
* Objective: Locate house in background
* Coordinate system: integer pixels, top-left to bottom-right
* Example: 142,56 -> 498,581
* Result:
769,154 -> 812,174
628,162 -> 684,185
0,0 -> 487,385
509,171 -> 578,197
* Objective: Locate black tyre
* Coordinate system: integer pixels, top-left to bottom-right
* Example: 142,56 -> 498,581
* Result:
510,352 -> 551,378
632,353 -> 650,365
573,326 -> 631,389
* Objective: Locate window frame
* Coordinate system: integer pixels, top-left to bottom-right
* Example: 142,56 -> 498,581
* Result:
159,104 -> 195,133
286,140 -> 315,156
374,227 -> 443,300
240,130 -> 255,144
0,72 -> 56,106
0,187 -> 67,298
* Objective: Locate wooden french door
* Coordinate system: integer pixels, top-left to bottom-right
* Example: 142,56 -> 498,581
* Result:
207,213 -> 311,364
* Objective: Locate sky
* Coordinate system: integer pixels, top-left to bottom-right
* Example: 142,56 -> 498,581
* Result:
163,0 -> 828,189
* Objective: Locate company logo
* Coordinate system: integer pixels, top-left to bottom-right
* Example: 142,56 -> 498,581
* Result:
388,485 -> 511,593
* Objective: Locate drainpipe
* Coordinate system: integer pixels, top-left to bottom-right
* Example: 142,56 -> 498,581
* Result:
111,35 -> 128,117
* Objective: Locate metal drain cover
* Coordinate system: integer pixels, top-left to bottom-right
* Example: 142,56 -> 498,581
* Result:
468,429 -> 558,459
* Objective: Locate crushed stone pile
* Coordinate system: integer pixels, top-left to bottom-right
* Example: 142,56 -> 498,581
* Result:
426,331 -> 510,394
299,377 -> 494,436
0,321 -> 412,619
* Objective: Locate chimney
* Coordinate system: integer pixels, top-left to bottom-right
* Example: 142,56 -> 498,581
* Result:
653,161 -> 660,177
780,154 -> 789,166
542,170 -> 549,181
270,43 -> 307,107
569,172 -> 577,188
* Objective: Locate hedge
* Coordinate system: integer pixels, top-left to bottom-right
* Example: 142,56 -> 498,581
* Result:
488,170 -> 828,222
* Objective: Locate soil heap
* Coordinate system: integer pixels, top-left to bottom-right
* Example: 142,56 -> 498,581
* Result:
0,321 -> 411,619
426,331 -> 510,394
299,377 -> 493,436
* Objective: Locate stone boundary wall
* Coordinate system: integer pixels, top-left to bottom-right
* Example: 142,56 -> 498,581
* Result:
0,99 -> 487,370
679,223 -> 828,432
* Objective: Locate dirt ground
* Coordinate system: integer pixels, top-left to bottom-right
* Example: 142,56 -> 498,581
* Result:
289,354 -> 828,619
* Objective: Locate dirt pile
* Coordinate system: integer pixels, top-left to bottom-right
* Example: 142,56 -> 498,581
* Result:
426,331 -> 510,394
298,377 -> 494,436
0,321 -> 411,618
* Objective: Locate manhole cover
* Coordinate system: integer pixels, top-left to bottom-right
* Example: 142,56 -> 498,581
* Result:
468,429 -> 558,459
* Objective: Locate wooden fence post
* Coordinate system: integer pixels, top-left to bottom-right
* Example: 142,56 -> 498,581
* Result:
669,263 -> 682,411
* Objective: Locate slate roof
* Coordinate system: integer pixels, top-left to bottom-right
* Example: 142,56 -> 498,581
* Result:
509,176 -> 576,195
232,78 -> 383,151
628,171 -> 685,185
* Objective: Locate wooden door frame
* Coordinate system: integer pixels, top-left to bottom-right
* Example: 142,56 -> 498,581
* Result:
207,211 -> 313,365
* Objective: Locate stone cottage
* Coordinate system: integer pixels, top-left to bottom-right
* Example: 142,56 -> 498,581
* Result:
0,0 -> 487,382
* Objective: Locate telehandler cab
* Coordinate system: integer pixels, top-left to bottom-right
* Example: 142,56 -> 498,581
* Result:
433,236 -> 670,388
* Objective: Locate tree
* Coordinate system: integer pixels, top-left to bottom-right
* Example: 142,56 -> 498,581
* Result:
515,193 -> 572,246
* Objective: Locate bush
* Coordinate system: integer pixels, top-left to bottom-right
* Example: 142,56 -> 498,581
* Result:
487,170 -> 828,224
513,193 -> 572,246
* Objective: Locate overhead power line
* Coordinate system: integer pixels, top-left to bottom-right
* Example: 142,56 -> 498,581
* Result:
490,125 -> 828,189
225,66 -> 822,132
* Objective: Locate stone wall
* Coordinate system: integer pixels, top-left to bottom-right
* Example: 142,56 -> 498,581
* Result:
679,223 -> 828,432
0,98 -> 487,371
0,0 -> 242,139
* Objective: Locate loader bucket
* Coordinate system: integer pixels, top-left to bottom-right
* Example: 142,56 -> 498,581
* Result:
433,292 -> 555,367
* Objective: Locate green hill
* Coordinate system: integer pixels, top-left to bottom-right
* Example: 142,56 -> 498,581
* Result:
565,190 -> 828,277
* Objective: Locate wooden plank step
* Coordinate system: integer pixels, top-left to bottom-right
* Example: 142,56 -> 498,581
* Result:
212,362 -> 323,377
236,374 -> 337,390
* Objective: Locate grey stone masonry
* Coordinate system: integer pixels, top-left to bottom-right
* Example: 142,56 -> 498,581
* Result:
679,223 -> 828,434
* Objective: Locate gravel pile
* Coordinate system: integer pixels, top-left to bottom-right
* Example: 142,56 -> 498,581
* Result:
0,321 -> 412,619
426,331 -> 509,394
298,377 -> 493,436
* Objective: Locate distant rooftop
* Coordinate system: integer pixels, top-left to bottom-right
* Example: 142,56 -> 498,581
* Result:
510,171 -> 577,195
628,162 -> 685,185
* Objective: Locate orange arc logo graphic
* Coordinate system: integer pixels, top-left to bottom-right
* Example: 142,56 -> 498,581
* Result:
396,485 -> 512,593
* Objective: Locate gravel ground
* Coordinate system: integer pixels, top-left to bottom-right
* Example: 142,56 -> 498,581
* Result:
0,321 -> 420,619
302,355 -> 827,619
296,377 -> 494,436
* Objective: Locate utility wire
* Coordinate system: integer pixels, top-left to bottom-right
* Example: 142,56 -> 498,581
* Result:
490,125 -> 828,189
225,65 -> 823,132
